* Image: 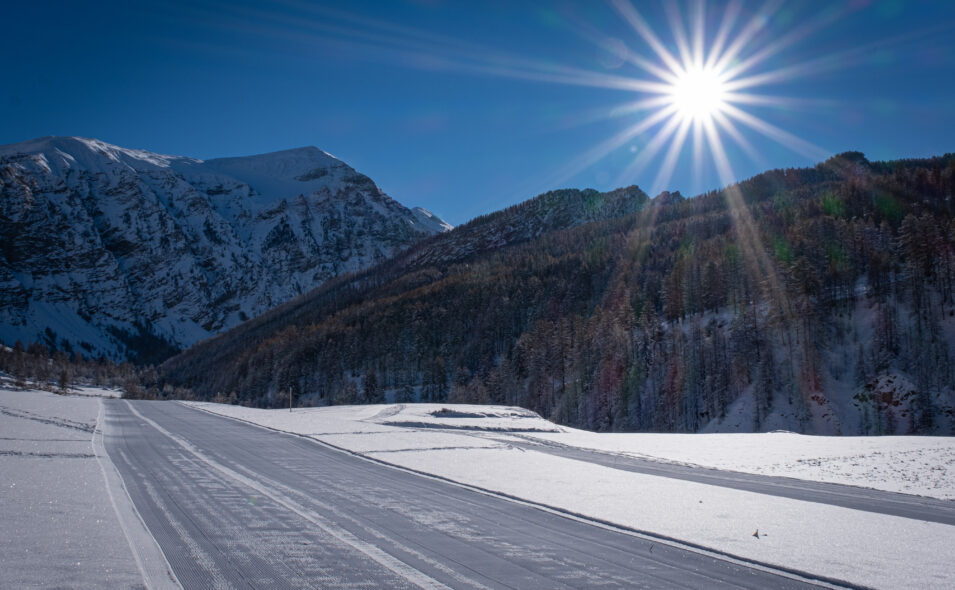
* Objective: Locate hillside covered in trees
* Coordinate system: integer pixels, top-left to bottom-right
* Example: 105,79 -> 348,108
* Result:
159,152 -> 955,434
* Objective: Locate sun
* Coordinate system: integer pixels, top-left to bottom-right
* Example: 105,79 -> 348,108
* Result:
463,0 -> 833,196
669,65 -> 727,123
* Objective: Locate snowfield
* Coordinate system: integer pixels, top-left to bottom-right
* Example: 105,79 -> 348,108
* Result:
5,384 -> 951,590
191,401 -> 955,590
0,382 -> 175,589
523,428 -> 955,500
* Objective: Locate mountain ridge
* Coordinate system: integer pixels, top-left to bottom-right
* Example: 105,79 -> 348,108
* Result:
0,136 -> 450,361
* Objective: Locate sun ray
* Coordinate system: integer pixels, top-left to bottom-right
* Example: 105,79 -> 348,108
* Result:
691,0 -> 706,69
692,121 -> 705,191
722,61 -> 833,93
720,103 -> 829,161
548,96 -> 677,134
703,120 -> 786,298
711,111 -> 765,168
610,0 -> 684,75
542,105 -> 680,192
281,0 -> 853,213
567,18 -> 678,83
703,117 -> 797,350
615,113 -> 686,187
651,117 -> 693,196
720,4 -> 850,82
547,96 -> 681,135
721,92 -> 834,110
711,0 -> 784,73
701,120 -> 743,201
721,21 -> 955,93
281,0 -> 492,54
457,61 -> 675,94
205,0 -> 918,224
664,1 -> 695,70
546,0 -> 853,201
226,0 -> 853,190
705,0 -> 743,69
609,95 -> 680,117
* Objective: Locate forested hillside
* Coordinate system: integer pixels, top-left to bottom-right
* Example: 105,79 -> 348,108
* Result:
159,152 -> 955,434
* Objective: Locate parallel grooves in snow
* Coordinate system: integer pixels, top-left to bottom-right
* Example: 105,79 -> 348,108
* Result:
189,403 -> 854,590
94,400 -> 182,589
124,401 -> 452,590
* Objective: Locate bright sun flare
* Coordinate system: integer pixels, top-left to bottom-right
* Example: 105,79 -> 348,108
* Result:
669,66 -> 727,123
536,0 -> 832,195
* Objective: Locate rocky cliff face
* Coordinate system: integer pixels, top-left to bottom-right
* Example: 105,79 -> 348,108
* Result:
0,136 -> 450,361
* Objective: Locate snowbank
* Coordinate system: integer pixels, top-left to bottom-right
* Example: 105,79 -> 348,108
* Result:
68,385 -> 124,398
367,403 -> 563,432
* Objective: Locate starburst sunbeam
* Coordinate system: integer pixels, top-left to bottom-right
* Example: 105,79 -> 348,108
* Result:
615,112 -> 685,186
705,0 -> 742,69
509,0 -> 854,206
650,117 -> 693,195
712,111 -> 764,167
206,0 -> 946,216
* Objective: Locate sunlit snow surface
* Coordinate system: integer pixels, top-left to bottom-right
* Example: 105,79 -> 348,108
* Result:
527,428 -> 955,500
0,383 -> 150,588
191,401 -> 955,590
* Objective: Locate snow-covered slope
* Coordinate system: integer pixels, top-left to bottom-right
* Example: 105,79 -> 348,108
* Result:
0,136 -> 450,360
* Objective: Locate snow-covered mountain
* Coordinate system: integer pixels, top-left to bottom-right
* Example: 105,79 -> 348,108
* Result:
0,136 -> 451,361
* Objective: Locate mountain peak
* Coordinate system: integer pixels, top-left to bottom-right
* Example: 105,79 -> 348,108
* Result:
202,145 -> 344,175
0,137 -> 347,179
412,207 -> 454,233
194,145 -> 365,202
0,136 -> 450,360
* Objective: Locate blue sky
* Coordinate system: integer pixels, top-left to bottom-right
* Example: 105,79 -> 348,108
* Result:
4,0 -> 954,225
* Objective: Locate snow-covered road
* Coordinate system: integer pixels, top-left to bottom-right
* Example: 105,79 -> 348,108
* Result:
106,400 -> 824,589
6,390 -> 951,589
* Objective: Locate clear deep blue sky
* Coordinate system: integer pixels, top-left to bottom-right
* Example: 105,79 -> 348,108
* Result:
4,1 -> 954,224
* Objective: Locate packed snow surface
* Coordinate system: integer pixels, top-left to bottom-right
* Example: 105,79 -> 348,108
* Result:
191,401 -> 955,590
0,383 -> 162,588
